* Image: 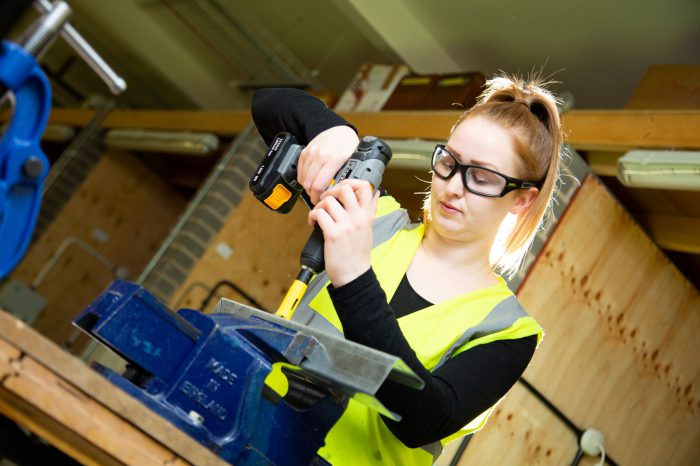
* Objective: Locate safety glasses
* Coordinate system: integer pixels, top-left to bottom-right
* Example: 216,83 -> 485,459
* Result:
431,144 -> 542,198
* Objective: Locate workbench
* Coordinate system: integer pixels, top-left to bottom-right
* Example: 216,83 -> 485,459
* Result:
0,309 -> 228,466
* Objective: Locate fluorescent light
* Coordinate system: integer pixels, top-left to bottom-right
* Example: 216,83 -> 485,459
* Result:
104,129 -> 219,155
617,150 -> 700,191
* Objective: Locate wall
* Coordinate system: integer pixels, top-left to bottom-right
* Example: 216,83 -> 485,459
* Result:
10,151 -> 186,353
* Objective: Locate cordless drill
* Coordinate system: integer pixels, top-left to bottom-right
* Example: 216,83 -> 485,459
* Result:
250,132 -> 392,319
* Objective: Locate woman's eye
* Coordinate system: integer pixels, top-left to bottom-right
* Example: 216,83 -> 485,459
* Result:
439,157 -> 454,169
471,170 -> 498,185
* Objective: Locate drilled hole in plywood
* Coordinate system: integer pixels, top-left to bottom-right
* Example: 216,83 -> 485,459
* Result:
651,349 -> 659,361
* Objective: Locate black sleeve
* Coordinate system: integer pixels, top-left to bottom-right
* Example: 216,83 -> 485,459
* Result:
251,88 -> 356,146
328,268 -> 537,448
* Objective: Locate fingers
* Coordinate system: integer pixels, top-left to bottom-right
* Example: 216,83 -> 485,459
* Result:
326,183 -> 360,213
322,179 -> 374,209
309,164 -> 338,204
296,125 -> 360,204
308,180 -> 375,230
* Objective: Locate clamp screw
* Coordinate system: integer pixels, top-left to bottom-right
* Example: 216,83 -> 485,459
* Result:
188,410 -> 204,426
23,156 -> 44,179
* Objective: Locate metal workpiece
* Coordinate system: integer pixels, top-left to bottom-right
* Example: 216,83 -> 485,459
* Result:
216,298 -> 425,397
73,280 -> 421,465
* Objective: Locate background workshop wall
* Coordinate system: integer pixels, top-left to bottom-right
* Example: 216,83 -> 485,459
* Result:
9,151 -> 186,353
455,175 -> 700,465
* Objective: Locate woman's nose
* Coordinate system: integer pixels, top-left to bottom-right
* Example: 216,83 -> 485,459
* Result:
445,171 -> 465,195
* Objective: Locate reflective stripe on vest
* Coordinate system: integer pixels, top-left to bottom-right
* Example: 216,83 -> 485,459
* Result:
433,295 -> 528,370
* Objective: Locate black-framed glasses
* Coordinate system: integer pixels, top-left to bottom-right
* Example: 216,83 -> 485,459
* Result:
431,144 -> 542,198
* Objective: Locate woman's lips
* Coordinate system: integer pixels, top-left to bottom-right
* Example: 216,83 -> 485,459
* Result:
439,201 -> 461,214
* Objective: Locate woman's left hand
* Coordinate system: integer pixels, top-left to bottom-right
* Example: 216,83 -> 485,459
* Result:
308,179 -> 379,287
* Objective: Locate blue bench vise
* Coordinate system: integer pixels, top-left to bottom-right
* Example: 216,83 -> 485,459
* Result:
74,280 -> 423,466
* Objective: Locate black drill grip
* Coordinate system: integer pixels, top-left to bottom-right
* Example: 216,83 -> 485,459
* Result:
300,225 -> 325,273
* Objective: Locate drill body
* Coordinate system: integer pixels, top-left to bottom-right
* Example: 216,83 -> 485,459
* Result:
250,132 -> 392,318
250,131 -> 392,217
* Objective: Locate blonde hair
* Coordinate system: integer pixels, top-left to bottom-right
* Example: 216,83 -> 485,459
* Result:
423,73 -> 563,278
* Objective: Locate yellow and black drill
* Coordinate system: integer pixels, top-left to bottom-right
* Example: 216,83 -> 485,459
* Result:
250,132 -> 392,319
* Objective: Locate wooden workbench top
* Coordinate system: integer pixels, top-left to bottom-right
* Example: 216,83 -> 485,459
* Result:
0,309 -> 229,466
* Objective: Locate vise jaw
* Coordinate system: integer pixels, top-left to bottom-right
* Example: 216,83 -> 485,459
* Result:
73,281 -> 422,466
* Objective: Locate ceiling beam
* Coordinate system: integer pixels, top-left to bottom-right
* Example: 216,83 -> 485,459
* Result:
4,108 -> 699,151
636,213 -> 700,254
333,0 -> 461,74
561,110 -> 700,151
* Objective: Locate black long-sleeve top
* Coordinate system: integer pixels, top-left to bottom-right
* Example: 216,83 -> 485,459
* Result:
252,88 -> 537,448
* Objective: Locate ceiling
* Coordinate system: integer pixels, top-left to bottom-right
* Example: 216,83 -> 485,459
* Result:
6,0 -> 700,288
13,0 -> 699,110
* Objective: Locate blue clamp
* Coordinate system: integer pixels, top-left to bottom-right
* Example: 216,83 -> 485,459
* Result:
0,40 -> 51,278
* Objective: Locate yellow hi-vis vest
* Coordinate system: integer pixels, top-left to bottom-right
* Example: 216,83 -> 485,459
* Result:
292,197 -> 543,466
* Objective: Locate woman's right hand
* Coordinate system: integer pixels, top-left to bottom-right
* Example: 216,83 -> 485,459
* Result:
298,125 -> 359,205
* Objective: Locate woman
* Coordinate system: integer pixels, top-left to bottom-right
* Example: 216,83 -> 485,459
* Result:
252,75 -> 562,466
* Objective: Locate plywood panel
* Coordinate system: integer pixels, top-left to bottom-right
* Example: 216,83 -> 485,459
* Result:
517,176 -> 699,465
457,384 -> 587,466
171,191 -> 313,312
10,151 -> 186,350
455,175 -> 700,466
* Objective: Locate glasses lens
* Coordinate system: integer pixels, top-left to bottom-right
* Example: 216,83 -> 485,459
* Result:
432,146 -> 456,178
466,167 -> 506,195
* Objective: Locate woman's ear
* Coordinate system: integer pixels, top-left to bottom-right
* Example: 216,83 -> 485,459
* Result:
509,187 -> 539,215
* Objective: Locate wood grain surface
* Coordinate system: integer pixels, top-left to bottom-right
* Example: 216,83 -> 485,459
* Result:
454,175 -> 700,465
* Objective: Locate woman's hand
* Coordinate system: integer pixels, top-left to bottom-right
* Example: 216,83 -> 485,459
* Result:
308,179 -> 378,287
298,125 -> 359,205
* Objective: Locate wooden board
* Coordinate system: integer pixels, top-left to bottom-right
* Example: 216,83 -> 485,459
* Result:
0,310 -> 227,466
170,192 -> 313,312
458,175 -> 700,465
10,151 -> 186,351
4,108 -> 697,152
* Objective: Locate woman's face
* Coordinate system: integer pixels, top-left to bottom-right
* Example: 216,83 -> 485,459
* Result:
429,116 -> 533,245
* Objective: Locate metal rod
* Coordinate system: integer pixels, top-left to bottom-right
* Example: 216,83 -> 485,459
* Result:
34,0 -> 126,94
20,0 -> 71,57
31,236 -> 127,289
447,434 -> 472,466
